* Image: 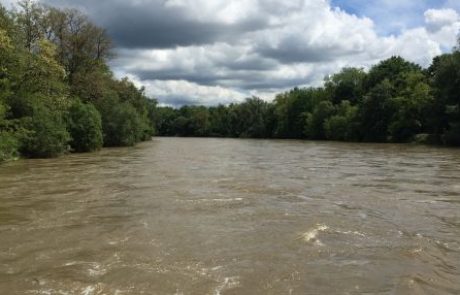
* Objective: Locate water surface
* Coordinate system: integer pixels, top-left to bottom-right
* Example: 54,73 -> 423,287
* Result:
1,138 -> 460,294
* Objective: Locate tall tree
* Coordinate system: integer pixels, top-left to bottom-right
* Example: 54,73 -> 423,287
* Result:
16,0 -> 43,52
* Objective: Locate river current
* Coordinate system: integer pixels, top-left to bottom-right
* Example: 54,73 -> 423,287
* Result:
0,137 -> 459,294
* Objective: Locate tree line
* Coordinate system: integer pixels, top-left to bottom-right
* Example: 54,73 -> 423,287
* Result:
0,1 -> 156,162
2,2 -> 460,163
154,53 -> 460,146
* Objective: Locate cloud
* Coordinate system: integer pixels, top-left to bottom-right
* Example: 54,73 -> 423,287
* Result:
425,8 -> 459,31
30,0 -> 460,105
41,0 -> 268,48
141,79 -> 247,106
252,4 -> 377,63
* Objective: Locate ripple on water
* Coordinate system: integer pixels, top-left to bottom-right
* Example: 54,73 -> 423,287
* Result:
2,138 -> 460,294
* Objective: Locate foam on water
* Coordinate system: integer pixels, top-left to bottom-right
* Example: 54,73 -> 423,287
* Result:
81,286 -> 95,295
335,230 -> 366,237
214,276 -> 240,295
211,198 -> 244,202
87,263 -> 107,277
301,224 -> 329,246
181,198 -> 244,203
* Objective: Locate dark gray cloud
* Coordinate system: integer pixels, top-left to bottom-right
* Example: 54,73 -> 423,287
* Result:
217,57 -> 278,71
108,18 -> 266,49
131,69 -> 220,86
233,78 -> 313,90
256,45 -> 363,64
42,0 -> 267,48
159,96 -> 203,107
127,68 -> 307,90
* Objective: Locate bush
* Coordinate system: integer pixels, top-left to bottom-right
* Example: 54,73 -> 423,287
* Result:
0,131 -> 19,162
68,101 -> 103,152
102,102 -> 144,147
20,103 -> 70,158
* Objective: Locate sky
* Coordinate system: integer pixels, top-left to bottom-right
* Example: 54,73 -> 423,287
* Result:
3,0 -> 460,106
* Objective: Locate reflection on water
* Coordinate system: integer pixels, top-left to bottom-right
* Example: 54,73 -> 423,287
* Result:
0,138 -> 460,294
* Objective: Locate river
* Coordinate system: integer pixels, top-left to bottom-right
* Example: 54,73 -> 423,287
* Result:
0,137 -> 459,294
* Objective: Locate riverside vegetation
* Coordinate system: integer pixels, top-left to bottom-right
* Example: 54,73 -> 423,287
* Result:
1,1 -> 460,163
0,1 -> 156,162
154,54 -> 460,145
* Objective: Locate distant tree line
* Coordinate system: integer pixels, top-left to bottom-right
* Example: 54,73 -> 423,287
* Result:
0,1 -> 156,162
154,52 -> 460,146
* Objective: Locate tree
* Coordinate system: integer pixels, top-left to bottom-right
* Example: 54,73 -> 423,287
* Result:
0,100 -> 19,162
172,115 -> 190,136
102,102 -> 144,147
365,56 -> 421,91
357,79 -> 394,142
208,105 -> 232,137
387,72 -> 433,142
113,78 -> 154,139
325,67 -> 366,105
20,102 -> 70,158
304,100 -> 335,139
0,2 -> 156,161
430,51 -> 460,145
324,101 -> 358,141
34,6 -> 113,81
16,0 -> 44,52
68,101 -> 103,152
153,106 -> 179,136
235,97 -> 273,138
273,87 -> 327,138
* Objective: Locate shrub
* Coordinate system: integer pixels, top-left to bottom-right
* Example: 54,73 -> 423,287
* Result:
68,101 -> 103,152
20,103 -> 70,158
102,102 -> 143,147
0,131 -> 19,162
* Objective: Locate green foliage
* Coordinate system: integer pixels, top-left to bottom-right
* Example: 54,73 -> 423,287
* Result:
304,100 -> 335,139
387,72 -> 433,142
150,54 -> 460,147
325,67 -> 366,105
208,105 -> 232,137
324,101 -> 358,141
357,79 -> 394,142
430,51 -> 460,144
0,3 -> 156,162
20,103 -> 70,158
0,131 -> 19,162
366,56 -> 421,91
273,87 -> 326,138
0,100 -> 19,162
235,97 -> 273,138
68,101 -> 103,152
172,115 -> 191,136
172,106 -> 210,137
154,106 -> 179,136
102,102 -> 145,147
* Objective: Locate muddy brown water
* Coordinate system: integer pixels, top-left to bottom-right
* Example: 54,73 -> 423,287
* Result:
0,137 -> 460,294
